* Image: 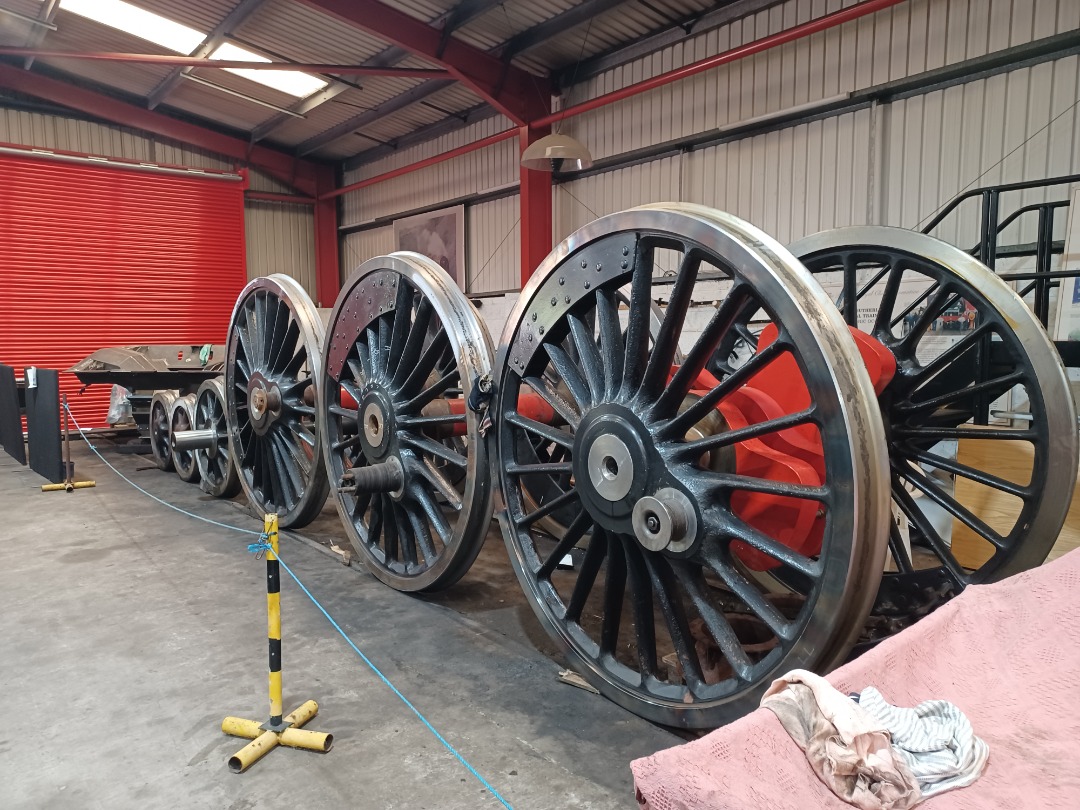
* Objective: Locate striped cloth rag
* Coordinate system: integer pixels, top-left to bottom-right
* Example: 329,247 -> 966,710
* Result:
854,687 -> 989,800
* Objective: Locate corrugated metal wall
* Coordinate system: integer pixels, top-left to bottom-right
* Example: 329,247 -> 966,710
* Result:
467,195 -> 520,293
341,0 -> 1080,294
0,106 -> 317,296
342,226 -> 396,280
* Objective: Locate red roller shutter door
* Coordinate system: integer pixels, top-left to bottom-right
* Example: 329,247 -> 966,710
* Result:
0,150 -> 247,428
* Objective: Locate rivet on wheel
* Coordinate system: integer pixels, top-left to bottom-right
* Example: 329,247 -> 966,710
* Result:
581,259 -> 587,268
368,298 -> 373,305
564,295 -> 571,303
621,260 -> 628,269
595,263 -> 602,271
584,280 -> 591,289
531,313 -> 537,321
538,326 -> 545,335
551,297 -> 558,306
559,277 -> 565,285
622,246 -> 630,256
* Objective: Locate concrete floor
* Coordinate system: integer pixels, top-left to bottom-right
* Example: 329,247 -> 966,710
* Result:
0,442 -> 680,809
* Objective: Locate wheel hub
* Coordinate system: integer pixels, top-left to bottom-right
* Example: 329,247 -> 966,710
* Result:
573,407 -> 654,534
247,373 -> 282,435
358,388 -> 396,462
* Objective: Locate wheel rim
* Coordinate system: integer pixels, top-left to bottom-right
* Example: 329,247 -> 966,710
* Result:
195,377 -> 240,498
790,226 -> 1078,627
320,253 -> 494,592
170,394 -> 199,482
491,204 -> 890,728
225,275 -> 330,528
149,390 -> 177,471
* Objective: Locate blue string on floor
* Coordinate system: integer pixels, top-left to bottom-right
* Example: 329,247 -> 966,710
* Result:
64,406 -> 514,810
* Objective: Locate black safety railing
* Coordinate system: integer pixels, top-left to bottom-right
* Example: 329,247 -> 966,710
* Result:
922,174 -> 1080,349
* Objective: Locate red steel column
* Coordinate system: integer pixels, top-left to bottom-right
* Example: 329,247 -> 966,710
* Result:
313,165 -> 341,307
519,126 -> 553,288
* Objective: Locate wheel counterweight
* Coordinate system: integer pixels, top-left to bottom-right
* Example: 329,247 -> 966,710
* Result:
319,253 -> 494,592
490,204 -> 891,728
225,275 -> 330,528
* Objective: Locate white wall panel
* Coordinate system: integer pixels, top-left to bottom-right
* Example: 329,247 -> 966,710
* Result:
342,226 -> 396,281
0,106 -> 316,294
467,195 -> 520,294
882,55 -> 1080,249
563,0 -> 1080,163
555,155 -> 682,241
244,202 -> 317,296
340,116 -> 518,227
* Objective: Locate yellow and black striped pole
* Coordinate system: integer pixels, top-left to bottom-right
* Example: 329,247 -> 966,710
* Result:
222,513 -> 333,772
265,514 -> 284,729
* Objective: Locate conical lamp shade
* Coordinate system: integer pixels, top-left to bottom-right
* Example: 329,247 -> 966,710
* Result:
520,133 -> 593,171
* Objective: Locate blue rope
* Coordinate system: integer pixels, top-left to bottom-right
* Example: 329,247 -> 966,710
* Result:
65,405 -> 515,809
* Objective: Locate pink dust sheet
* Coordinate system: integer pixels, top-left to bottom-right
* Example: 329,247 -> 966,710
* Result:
631,549 -> 1080,810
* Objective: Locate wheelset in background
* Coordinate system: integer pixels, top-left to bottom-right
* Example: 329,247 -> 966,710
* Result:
149,390 -> 178,472
224,274 -> 330,529
789,226 -> 1078,632
318,253 -> 494,592
193,377 -> 241,498
488,204 -> 892,728
169,393 -> 200,483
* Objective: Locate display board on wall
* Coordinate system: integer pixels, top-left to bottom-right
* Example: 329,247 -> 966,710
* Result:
394,205 -> 466,289
0,149 -> 248,427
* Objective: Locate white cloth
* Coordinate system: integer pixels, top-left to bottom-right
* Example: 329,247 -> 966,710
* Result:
855,686 -> 989,799
761,670 -> 921,809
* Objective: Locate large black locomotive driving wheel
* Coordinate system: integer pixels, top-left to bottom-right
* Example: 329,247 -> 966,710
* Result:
490,204 -> 891,728
790,227 -> 1078,622
320,253 -> 494,592
225,275 -> 329,528
194,377 -> 241,498
170,394 -> 200,483
149,390 -> 177,471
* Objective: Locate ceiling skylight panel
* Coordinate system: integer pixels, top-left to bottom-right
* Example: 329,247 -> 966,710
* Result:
210,43 -> 327,99
59,0 -> 205,54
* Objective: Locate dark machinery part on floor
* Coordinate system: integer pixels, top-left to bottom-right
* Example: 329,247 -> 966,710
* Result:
224,275 -> 330,529
149,390 -> 178,471
151,204 -> 1076,730
68,344 -> 225,435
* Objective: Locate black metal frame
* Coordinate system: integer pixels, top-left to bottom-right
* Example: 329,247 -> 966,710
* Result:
922,173 -> 1080,363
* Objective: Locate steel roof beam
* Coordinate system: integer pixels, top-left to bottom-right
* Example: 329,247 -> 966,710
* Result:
341,103 -> 497,169
273,0 -> 507,150
555,0 -> 783,88
20,0 -> 60,69
146,0 -> 267,110
496,0 -> 627,60
292,0 -> 550,125
0,63 -> 323,196
296,79 -> 457,156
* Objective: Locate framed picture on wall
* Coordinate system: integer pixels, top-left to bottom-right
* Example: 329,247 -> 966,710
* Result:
394,205 -> 466,289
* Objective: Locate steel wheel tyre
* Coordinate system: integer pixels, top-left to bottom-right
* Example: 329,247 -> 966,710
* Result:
320,253 -> 494,592
170,394 -> 200,483
194,377 -> 241,498
225,275 -> 330,528
491,204 -> 891,728
149,390 -> 177,471
790,226 -> 1078,625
